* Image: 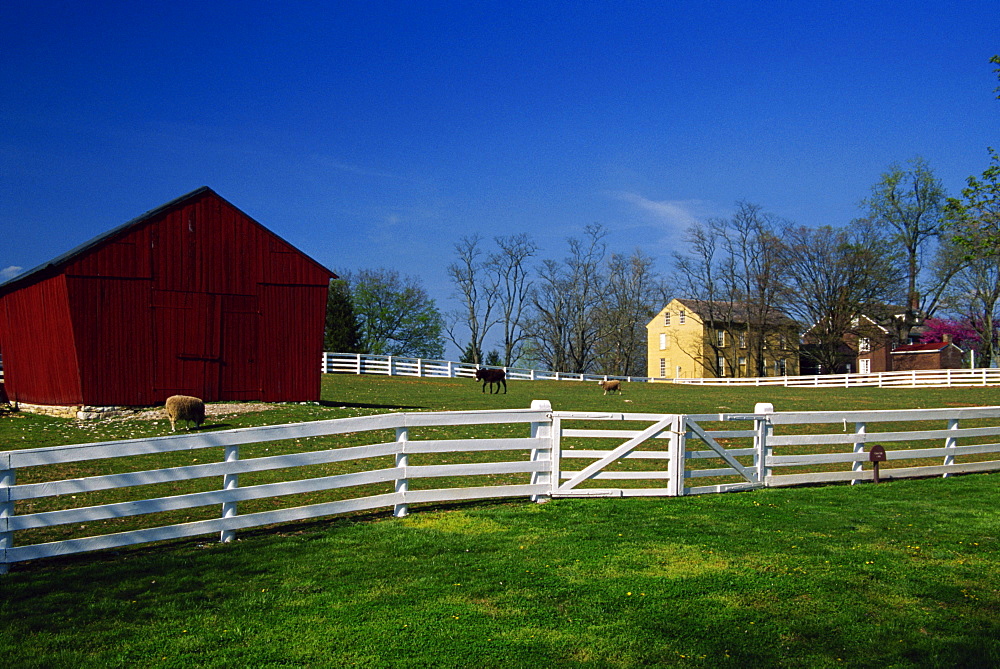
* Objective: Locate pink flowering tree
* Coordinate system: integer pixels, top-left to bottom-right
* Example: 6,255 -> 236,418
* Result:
919,317 -> 980,350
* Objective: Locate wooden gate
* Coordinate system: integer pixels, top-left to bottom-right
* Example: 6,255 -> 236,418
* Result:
548,411 -> 767,497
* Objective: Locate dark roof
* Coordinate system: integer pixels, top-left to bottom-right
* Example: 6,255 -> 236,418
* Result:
891,341 -> 961,354
0,187 -> 334,297
673,298 -> 799,328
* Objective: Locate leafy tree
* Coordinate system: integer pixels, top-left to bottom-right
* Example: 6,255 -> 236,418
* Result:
347,269 -> 445,358
945,148 -> 1000,255
323,278 -> 364,353
862,157 -> 950,339
918,317 -> 979,349
458,341 -> 481,364
993,54 -> 1000,99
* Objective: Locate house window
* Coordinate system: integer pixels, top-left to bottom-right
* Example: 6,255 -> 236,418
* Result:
679,310 -> 686,324
659,358 -> 666,377
659,333 -> 667,350
717,356 -> 726,377
779,335 -> 787,350
717,330 -> 726,347
664,312 -> 671,326
739,332 -> 747,349
738,356 -> 748,375
859,337 -> 871,353
775,358 -> 787,376
859,358 -> 871,374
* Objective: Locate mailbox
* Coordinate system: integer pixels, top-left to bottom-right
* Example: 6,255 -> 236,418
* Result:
868,445 -> 887,483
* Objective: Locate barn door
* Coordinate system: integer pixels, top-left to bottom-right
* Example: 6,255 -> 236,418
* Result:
152,291 -> 222,400
219,295 -> 259,399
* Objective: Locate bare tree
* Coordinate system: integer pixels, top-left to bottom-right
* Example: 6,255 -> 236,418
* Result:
524,258 -> 572,372
445,235 -> 498,365
945,253 -> 1000,367
491,233 -> 538,366
778,220 -> 904,373
722,202 -> 786,376
564,224 -> 609,373
594,249 -> 665,376
524,224 -> 609,374
672,203 -> 786,377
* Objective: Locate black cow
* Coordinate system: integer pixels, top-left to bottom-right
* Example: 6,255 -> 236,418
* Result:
475,368 -> 507,394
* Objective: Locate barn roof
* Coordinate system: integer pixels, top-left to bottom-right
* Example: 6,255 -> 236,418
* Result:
0,187 -> 334,297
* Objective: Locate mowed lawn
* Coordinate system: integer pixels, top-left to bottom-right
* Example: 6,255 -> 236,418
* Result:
1,375 -> 999,668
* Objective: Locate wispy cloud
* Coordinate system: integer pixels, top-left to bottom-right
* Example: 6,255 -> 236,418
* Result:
1,266 -> 23,281
613,192 -> 716,230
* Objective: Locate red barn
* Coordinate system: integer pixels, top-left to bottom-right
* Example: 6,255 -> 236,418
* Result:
0,187 -> 334,407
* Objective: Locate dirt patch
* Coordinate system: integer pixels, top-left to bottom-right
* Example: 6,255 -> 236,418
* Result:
128,403 -> 276,421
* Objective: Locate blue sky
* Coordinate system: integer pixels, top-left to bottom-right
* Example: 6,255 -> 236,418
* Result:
2,1 -> 997,355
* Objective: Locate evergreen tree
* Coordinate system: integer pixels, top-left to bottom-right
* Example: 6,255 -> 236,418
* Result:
324,279 -> 364,353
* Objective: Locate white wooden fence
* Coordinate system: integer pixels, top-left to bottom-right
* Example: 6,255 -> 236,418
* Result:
4,402 -> 1000,572
673,367 -> 1000,388
320,352 -> 1000,388
321,352 -> 646,382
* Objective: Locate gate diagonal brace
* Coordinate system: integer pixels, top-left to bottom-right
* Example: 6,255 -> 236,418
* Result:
686,419 -> 758,484
556,416 -> 674,493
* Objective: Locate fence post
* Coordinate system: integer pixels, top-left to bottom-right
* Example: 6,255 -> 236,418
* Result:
417,359 -> 424,377
356,353 -> 363,375
530,400 -> 553,502
753,403 -> 773,485
322,351 -> 329,374
0,462 -> 13,575
388,356 -> 395,377
394,427 -> 409,518
943,418 -> 959,478
220,445 -> 239,543
670,415 -> 686,496
851,422 -> 866,485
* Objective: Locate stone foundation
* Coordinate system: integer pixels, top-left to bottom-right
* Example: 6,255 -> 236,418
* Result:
15,402 -> 137,420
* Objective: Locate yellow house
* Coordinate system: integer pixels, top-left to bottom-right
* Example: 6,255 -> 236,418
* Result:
646,298 -> 800,379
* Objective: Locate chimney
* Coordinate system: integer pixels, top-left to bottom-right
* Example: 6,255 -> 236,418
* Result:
942,333 -> 952,344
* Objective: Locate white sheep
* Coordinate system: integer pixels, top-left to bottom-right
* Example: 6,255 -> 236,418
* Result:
598,379 -> 622,395
164,395 -> 206,431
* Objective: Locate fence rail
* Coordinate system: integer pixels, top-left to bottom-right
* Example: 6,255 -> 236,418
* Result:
4,401 -> 1000,572
321,352 -> 647,382
320,352 -> 1000,388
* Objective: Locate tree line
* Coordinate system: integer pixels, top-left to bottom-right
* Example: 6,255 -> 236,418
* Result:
323,226 -> 670,377
327,55 -> 1000,375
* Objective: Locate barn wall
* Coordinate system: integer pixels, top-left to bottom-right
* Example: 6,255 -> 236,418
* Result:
0,275 -> 82,404
258,285 -> 327,402
68,277 -> 154,405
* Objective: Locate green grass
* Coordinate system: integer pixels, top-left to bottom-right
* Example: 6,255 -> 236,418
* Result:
1,375 -> 999,667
